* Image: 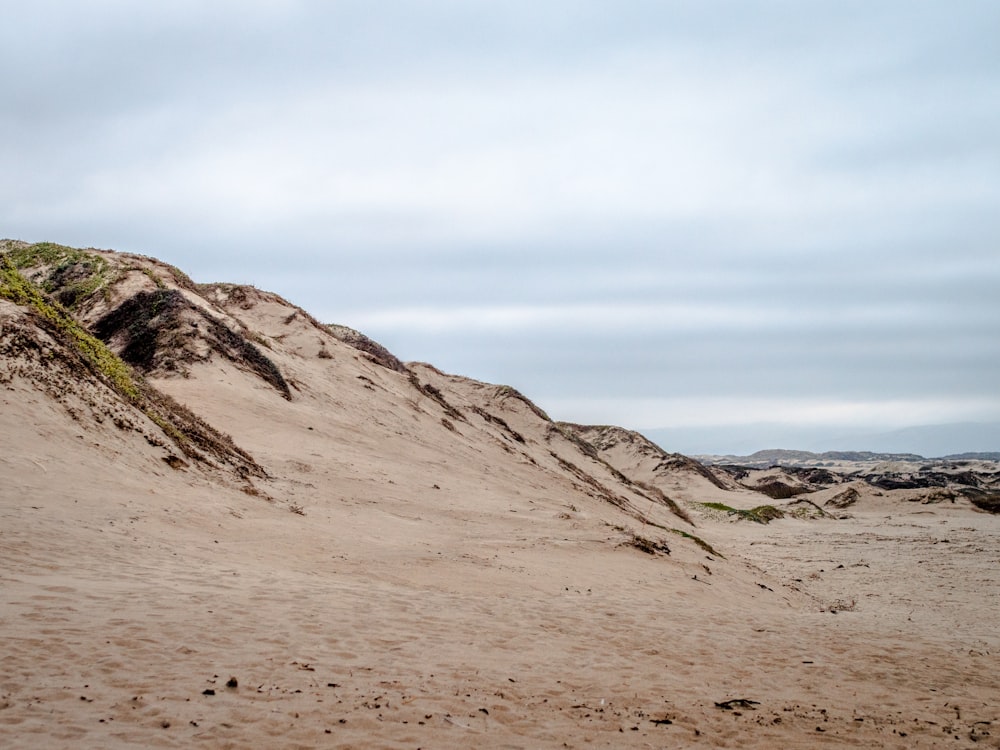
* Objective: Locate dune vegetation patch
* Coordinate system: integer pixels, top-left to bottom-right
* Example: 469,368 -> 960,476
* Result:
753,480 -> 811,500
93,289 -> 292,400
670,528 -> 724,558
327,324 -> 407,372
698,502 -> 785,524
1,254 -> 265,478
2,254 -> 140,400
962,490 -> 1000,514
621,530 -> 671,556
408,372 -> 466,422
825,486 -> 860,509
635,481 -> 694,525
5,241 -> 117,309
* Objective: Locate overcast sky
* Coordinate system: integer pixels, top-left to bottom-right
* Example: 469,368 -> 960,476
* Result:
3,1 -> 999,453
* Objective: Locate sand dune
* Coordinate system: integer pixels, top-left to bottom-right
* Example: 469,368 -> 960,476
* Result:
2,242 -> 999,747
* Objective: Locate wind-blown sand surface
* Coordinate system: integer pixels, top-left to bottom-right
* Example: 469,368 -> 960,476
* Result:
2,244 -> 999,747
3,435 -> 998,748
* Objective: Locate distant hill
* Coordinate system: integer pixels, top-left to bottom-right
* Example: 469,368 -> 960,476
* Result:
692,447 -> 1000,468
643,422 -> 1000,459
823,423 -> 1000,457
695,449 -> 930,467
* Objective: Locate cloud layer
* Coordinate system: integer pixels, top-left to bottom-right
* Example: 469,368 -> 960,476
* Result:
4,1 -> 999,449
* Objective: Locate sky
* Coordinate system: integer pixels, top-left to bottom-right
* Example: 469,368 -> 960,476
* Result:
3,1 -> 999,455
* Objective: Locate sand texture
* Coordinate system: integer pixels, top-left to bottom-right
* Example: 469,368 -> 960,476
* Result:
2,242 -> 999,748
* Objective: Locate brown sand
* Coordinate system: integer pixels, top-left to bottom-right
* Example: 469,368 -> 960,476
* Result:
4,395 -> 998,747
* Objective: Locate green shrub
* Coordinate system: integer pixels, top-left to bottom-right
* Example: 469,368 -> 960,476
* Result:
670,528 -> 724,557
7,242 -> 115,309
1,255 -> 139,401
697,501 -> 785,524
1,254 -> 265,478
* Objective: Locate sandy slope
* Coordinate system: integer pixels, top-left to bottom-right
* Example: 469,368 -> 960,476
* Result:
4,457 -> 998,748
2,245 -> 999,748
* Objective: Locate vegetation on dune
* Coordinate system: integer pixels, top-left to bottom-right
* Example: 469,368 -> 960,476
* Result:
3,244 -> 292,401
608,523 -> 671,556
141,267 -> 167,290
5,241 -> 201,308
784,498 -> 834,519
494,384 -> 552,422
327,323 -> 407,372
753,480 -> 811,500
408,371 -> 465,422
635,481 -> 694,526
825,486 -> 860,509
470,405 -> 527,444
94,289 -> 184,371
616,524 -> 721,557
93,289 -> 292,400
623,531 -> 671,556
962,489 -> 1000,514
0,253 -> 265,478
550,422 -> 601,461
5,241 -> 116,309
669,528 -> 724,558
552,426 -> 698,527
160,261 -> 197,291
698,501 -> 785,524
1,254 -> 140,400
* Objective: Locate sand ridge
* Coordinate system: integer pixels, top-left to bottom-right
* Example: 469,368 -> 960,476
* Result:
2,243 -> 999,747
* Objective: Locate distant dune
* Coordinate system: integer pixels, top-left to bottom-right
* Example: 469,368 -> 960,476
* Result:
644,421 -> 1000,458
3,240 -> 999,748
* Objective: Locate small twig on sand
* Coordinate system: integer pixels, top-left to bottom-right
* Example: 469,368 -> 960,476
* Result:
715,699 -> 760,710
443,715 -> 475,730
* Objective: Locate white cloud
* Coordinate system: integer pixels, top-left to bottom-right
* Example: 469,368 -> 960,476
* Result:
542,395 -> 1000,432
341,299 -> 972,336
4,1 -> 1000,449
